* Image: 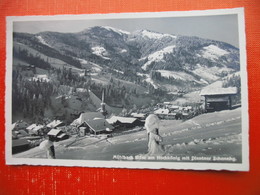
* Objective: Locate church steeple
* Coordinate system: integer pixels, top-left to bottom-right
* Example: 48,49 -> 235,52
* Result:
100,89 -> 108,118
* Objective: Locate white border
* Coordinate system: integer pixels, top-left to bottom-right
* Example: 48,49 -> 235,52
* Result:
5,8 -> 249,171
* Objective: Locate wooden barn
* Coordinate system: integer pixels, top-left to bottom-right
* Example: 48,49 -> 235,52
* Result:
200,87 -> 238,112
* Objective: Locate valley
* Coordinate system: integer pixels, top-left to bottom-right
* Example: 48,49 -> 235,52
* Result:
12,26 -> 240,123
10,26 -> 242,163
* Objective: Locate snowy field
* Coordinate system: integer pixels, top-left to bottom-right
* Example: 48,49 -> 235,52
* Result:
14,108 -> 242,163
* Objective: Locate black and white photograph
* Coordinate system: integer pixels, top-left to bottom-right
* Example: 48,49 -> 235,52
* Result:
5,8 -> 249,171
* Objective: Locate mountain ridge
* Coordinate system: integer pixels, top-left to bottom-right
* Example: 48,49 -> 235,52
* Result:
13,26 -> 240,91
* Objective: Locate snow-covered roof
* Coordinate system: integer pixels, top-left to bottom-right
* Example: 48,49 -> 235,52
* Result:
168,105 -> 179,109
200,87 -> 237,96
130,113 -> 146,118
32,125 -> 44,132
47,129 -> 62,136
106,118 -> 115,124
154,108 -> 170,115
70,118 -> 80,126
57,133 -> 67,139
26,124 -> 44,134
47,120 -> 64,128
30,74 -> 50,82
84,119 -> 114,132
107,116 -> 137,124
26,124 -> 37,130
79,112 -> 104,123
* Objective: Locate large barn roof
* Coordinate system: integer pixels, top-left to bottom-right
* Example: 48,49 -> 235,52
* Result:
79,112 -> 104,123
200,87 -> 237,96
85,119 -> 114,132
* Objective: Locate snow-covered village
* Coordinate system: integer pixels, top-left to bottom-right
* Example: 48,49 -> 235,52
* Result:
9,18 -> 244,165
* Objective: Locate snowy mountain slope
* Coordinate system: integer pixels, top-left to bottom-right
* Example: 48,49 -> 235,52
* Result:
101,26 -> 130,35
192,64 -> 235,82
140,46 -> 176,70
171,71 -> 240,105
156,70 -> 199,82
91,46 -> 110,60
13,26 -> 240,92
201,45 -> 229,61
36,35 -> 52,48
140,29 -> 177,39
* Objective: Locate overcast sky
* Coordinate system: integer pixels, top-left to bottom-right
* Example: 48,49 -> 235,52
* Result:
13,14 -> 239,47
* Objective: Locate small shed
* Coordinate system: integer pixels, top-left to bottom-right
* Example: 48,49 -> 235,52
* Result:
200,87 -> 238,112
47,129 -> 68,141
57,133 -> 69,140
